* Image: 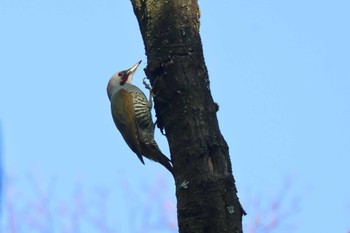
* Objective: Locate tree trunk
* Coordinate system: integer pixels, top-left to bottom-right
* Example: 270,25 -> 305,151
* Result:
130,0 -> 245,232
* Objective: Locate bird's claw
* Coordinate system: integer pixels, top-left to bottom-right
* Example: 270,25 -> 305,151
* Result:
143,77 -> 152,91
143,77 -> 155,97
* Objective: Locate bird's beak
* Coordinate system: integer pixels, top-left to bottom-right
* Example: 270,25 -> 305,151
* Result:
127,60 -> 142,76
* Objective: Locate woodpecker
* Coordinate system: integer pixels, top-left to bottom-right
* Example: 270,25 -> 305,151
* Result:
107,61 -> 173,174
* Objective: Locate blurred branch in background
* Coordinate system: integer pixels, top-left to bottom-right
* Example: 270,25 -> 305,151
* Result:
2,170 -> 177,233
131,175 -> 177,233
243,176 -> 302,233
3,171 -> 116,233
1,170 -> 300,233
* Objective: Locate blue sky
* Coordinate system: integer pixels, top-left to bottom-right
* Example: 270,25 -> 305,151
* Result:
1,0 -> 350,232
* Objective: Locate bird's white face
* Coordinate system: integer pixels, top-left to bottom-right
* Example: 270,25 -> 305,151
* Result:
107,61 -> 141,100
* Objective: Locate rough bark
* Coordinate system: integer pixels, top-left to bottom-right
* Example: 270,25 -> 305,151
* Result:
130,0 -> 245,232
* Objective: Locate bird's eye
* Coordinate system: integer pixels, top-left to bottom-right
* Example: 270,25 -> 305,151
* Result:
118,72 -> 123,77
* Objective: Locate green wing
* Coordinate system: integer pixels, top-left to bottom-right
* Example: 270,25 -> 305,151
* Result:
111,89 -> 144,164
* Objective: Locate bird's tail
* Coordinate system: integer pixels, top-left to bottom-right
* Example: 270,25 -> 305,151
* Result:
141,143 -> 173,176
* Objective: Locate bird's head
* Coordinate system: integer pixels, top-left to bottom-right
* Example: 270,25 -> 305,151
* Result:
107,60 -> 142,100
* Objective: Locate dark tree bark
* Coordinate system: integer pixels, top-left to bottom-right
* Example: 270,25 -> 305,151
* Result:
130,0 -> 245,232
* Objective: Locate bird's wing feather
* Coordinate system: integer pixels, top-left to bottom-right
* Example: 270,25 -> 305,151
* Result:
111,89 -> 144,164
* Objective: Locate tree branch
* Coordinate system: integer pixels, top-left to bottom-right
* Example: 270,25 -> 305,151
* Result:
131,1 -> 245,232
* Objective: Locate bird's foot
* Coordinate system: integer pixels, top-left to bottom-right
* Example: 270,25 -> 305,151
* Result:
143,77 -> 154,95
